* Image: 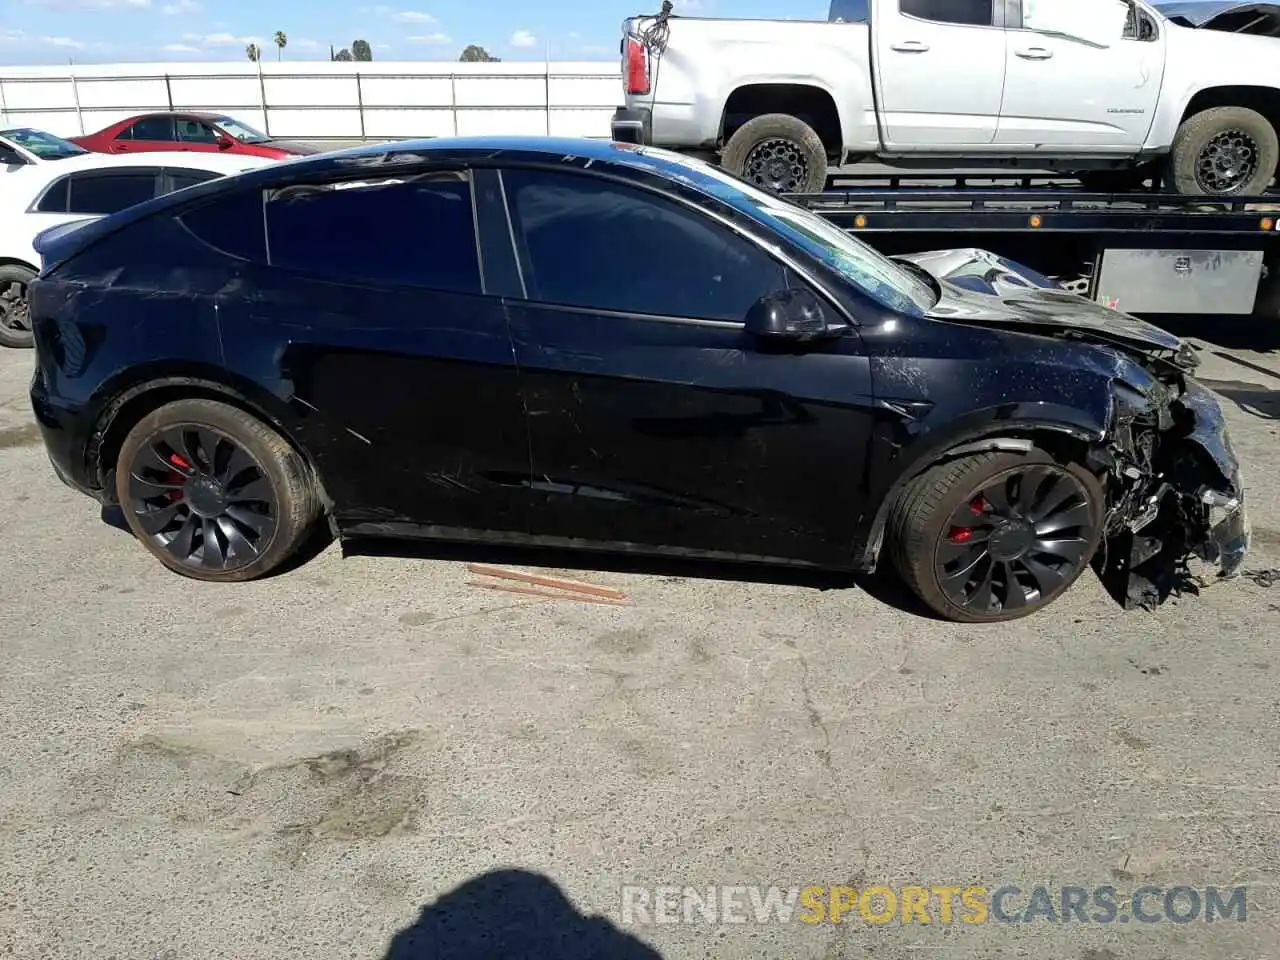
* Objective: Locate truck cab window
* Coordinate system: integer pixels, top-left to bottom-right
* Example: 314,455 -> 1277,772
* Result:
901,0 -> 993,27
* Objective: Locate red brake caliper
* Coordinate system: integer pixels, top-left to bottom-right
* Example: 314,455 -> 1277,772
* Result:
947,496 -> 987,543
166,453 -> 190,501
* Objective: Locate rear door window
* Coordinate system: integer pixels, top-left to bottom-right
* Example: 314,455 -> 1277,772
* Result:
166,168 -> 222,192
35,176 -> 70,213
122,116 -> 176,141
67,170 -> 159,214
263,172 -> 482,294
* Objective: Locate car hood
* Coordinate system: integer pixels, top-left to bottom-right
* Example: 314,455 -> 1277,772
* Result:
899,248 -> 1194,367
1152,0 -> 1280,34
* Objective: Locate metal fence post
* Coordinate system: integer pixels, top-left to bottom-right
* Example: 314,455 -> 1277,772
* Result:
69,68 -> 85,134
164,73 -> 174,111
355,71 -> 366,140
0,78 -> 8,126
256,55 -> 269,136
544,60 -> 551,136
450,74 -> 458,136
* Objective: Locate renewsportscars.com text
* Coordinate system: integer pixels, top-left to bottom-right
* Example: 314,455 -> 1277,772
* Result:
619,884 -> 1248,926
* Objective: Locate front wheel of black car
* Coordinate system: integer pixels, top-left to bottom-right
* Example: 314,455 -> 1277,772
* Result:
0,263 -> 36,350
115,398 -> 321,582
888,449 -> 1105,623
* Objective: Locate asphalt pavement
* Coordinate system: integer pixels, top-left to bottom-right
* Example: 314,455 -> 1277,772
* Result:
1,330 -> 1279,959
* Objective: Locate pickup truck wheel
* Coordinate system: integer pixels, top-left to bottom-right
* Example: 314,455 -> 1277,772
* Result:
721,114 -> 828,194
0,264 -> 36,350
1168,106 -> 1278,197
888,449 -> 1104,623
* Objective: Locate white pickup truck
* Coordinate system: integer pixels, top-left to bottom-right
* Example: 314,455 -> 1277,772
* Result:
610,0 -> 1280,196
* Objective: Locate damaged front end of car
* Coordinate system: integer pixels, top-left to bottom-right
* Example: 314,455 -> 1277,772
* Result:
1093,349 -> 1250,610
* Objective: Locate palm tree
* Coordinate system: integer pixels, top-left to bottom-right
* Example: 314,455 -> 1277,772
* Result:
273,31 -> 287,61
245,43 -> 260,62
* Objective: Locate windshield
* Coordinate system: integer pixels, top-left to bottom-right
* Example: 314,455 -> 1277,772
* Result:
212,116 -> 269,143
0,127 -> 87,160
638,146 -> 937,315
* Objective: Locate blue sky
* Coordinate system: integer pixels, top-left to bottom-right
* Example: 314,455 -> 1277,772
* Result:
0,0 -> 833,65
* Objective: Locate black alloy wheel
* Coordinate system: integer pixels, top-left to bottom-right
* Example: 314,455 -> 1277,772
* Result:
742,138 -> 811,193
0,268 -> 35,349
1195,129 -> 1259,195
933,464 -> 1096,617
127,425 -> 279,572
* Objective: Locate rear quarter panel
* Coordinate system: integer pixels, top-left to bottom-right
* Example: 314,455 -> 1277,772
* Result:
626,16 -> 878,151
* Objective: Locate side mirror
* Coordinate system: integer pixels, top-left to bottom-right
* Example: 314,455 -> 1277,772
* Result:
744,288 -> 844,343
216,134 -> 234,149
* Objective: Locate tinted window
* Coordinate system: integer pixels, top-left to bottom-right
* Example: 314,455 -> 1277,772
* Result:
167,168 -> 222,191
176,119 -> 219,144
36,176 -> 70,213
263,173 -> 481,293
124,116 -> 176,141
501,168 -> 787,322
901,0 -> 992,26
178,188 -> 267,262
68,171 -> 157,214
829,0 -> 870,21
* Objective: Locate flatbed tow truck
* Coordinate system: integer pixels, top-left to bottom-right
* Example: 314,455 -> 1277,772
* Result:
777,173 -> 1280,330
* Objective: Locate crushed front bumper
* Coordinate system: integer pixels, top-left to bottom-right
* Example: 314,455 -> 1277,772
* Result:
1103,377 -> 1250,608
1180,378 -> 1250,577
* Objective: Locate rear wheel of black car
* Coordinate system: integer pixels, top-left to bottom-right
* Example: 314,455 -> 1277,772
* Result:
115,398 -> 321,582
0,263 -> 36,350
888,449 -> 1105,623
721,113 -> 829,194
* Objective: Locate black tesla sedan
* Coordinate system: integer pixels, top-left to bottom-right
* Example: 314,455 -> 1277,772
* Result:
26,135 -> 1249,622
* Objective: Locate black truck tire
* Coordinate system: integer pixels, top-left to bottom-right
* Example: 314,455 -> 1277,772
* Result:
721,113 -> 829,194
1167,106 -> 1278,197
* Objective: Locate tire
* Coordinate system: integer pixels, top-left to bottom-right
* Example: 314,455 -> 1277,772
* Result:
887,449 -> 1105,623
115,398 -> 321,582
1167,106 -> 1278,197
720,113 -> 829,194
0,263 -> 36,350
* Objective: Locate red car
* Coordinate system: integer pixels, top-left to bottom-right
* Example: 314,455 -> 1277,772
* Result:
70,112 -> 322,160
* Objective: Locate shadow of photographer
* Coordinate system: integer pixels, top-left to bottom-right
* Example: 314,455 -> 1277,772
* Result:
383,868 -> 663,960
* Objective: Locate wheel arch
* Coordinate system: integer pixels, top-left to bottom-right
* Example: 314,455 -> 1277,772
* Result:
855,415 -> 1108,572
1176,86 -> 1280,178
0,256 -> 38,273
720,83 -> 844,160
88,371 -> 332,512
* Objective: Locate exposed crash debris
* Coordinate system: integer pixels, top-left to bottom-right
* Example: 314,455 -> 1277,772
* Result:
1155,1 -> 1280,35
466,564 -> 633,606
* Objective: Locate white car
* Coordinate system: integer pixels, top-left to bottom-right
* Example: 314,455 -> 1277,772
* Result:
1,128 -> 275,348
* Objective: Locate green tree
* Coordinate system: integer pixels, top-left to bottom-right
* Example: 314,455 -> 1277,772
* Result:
273,31 -> 287,61
332,47 -> 353,61
459,44 -> 499,62
245,42 -> 261,62
351,39 -> 372,61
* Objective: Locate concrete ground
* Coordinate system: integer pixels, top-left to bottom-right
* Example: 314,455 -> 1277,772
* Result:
1,325 -> 1279,960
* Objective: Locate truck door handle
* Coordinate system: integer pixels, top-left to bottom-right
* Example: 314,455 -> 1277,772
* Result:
890,40 -> 930,52
1015,47 -> 1053,59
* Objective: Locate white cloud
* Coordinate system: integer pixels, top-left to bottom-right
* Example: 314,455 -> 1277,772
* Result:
509,29 -> 537,48
568,30 -> 579,39
392,10 -> 434,23
293,38 -> 320,49
202,32 -> 262,46
26,0 -> 149,8
161,0 -> 199,13
672,0 -> 703,9
161,42 -> 199,52
41,35 -> 86,48
0,29 -> 27,44
408,33 -> 451,44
